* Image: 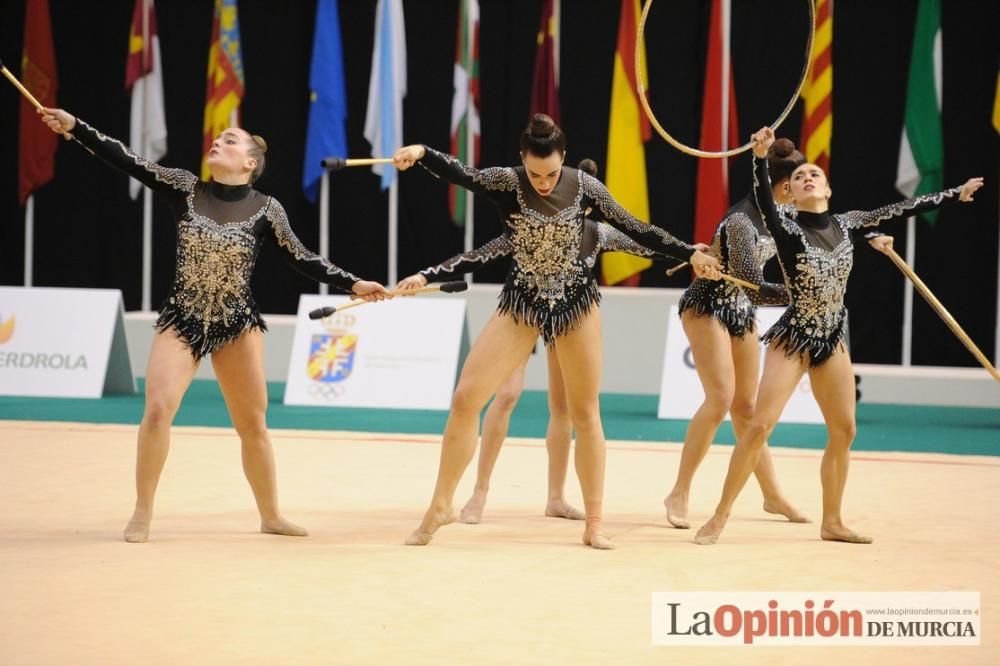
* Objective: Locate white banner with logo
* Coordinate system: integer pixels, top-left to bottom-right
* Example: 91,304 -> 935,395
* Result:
283,294 -> 467,409
0,287 -> 135,398
657,305 -> 823,424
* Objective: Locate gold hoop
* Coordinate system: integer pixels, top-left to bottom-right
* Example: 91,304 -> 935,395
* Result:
635,0 -> 816,158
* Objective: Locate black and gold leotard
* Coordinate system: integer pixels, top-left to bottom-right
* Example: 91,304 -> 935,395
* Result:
417,218 -> 660,283
416,147 -> 694,344
678,196 -> 788,337
752,155 -> 962,366
71,119 -> 360,358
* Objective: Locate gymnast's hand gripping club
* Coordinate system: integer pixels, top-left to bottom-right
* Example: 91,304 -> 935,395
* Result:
0,57 -> 71,139
308,280 -> 469,319
664,261 -> 761,292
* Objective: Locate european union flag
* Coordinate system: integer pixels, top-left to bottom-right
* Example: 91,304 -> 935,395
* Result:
303,0 -> 347,203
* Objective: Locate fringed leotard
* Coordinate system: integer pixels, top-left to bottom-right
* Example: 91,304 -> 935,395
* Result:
72,119 -> 360,358
416,147 -> 693,344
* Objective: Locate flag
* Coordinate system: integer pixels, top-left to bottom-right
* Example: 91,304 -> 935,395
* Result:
18,0 -> 58,204
896,0 -> 943,364
993,70 -> 1000,134
529,0 -> 559,121
800,0 -> 833,173
896,0 -> 943,225
303,0 -> 348,203
363,0 -> 407,190
449,0 -> 480,225
126,0 -> 167,199
601,0 -> 653,286
692,0 -> 739,246
202,0 -> 245,180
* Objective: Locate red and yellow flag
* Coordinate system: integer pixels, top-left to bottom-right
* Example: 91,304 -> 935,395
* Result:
18,0 -> 58,204
201,0 -> 245,180
801,0 -> 833,172
601,0 -> 652,286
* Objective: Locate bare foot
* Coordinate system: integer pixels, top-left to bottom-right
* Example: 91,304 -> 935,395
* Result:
821,523 -> 873,544
261,517 -> 309,537
694,513 -> 728,545
459,490 -> 488,524
545,499 -> 585,520
582,527 -> 616,550
664,493 -> 690,529
405,507 -> 457,546
123,511 -> 151,543
763,497 -> 810,523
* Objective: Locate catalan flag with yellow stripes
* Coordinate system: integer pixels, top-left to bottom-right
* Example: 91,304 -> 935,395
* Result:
201,0 -> 245,180
800,0 -> 832,173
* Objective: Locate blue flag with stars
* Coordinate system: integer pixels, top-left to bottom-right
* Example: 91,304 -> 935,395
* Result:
303,0 -> 347,203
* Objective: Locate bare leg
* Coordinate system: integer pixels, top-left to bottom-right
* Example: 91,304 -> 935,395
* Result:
695,345 -> 806,544
554,309 -> 614,549
459,360 -> 527,524
124,329 -> 199,542
406,313 -> 538,545
212,329 -> 306,537
809,345 -> 871,544
665,313 -> 735,528
730,332 -> 808,523
543,346 -> 583,520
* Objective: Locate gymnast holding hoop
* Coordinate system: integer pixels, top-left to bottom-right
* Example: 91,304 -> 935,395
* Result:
664,138 -> 808,530
694,126 -> 984,545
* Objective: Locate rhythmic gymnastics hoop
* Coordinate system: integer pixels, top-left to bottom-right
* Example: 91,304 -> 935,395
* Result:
635,0 -> 816,158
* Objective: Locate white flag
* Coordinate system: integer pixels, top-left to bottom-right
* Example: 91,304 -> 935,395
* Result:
126,0 -> 167,199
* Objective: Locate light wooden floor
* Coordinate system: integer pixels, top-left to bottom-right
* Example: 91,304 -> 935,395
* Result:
1,420 -> 997,665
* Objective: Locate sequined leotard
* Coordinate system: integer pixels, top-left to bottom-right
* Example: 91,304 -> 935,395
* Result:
416,148 -> 694,343
417,219 -> 660,282
678,196 -> 788,337
752,156 -> 962,366
71,119 -> 361,358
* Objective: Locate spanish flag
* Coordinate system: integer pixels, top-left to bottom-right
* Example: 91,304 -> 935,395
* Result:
201,0 -> 244,180
601,0 -> 652,286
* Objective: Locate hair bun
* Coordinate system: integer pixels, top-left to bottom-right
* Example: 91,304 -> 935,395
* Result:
252,135 -> 268,154
576,158 -> 598,177
770,137 -> 795,159
529,113 -> 556,138
765,137 -> 806,183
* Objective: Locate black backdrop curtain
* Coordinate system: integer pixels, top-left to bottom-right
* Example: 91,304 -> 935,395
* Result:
1,0 -> 996,366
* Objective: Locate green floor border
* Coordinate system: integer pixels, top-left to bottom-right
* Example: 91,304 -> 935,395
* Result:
1,380 -> 997,456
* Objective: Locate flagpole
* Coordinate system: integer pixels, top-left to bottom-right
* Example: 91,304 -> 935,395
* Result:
902,216 -> 915,365
24,196 -> 34,287
319,170 -> 330,296
140,0 -> 152,312
463,0 -> 475,278
388,181 -> 399,285
995,187 -> 1000,367
721,0 -> 730,159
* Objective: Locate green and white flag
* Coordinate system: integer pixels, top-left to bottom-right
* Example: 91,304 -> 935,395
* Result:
896,0 -> 943,221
